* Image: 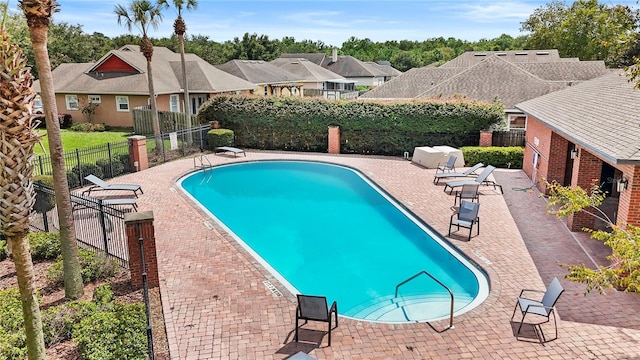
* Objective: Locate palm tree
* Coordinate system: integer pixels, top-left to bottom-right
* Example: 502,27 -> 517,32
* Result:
0,19 -> 46,360
19,0 -> 84,300
158,0 -> 197,143
115,0 -> 163,153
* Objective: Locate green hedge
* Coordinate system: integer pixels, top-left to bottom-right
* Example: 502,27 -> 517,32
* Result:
33,175 -> 55,213
461,146 -> 524,169
207,128 -> 234,150
198,96 -> 504,155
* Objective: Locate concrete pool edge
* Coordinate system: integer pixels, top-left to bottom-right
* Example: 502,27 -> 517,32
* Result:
175,159 -> 491,324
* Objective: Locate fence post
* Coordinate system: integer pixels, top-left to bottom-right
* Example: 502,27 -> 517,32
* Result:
97,199 -> 110,257
328,125 -> 340,154
479,131 -> 493,147
75,149 -> 82,186
128,135 -> 149,172
38,155 -> 44,175
124,211 -> 159,289
107,143 -> 113,177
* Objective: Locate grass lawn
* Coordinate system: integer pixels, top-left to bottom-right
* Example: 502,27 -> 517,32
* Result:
35,129 -> 133,156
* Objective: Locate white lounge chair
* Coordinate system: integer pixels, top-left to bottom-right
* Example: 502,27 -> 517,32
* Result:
433,162 -> 484,184
83,174 -> 143,198
443,165 -> 502,194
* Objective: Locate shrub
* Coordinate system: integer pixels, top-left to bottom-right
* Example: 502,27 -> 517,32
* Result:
33,175 -> 56,213
96,158 -> 125,178
72,163 -> 104,182
0,288 -> 28,359
207,128 -> 234,150
0,240 -> 6,261
46,249 -> 121,287
29,232 -> 61,261
73,303 -> 147,360
70,123 -> 106,132
93,284 -> 115,304
59,114 -> 73,129
42,301 -> 97,346
66,170 -> 80,189
461,146 -> 524,169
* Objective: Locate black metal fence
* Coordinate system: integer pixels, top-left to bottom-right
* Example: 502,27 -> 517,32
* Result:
30,182 -> 130,268
492,130 -> 526,147
32,140 -> 132,189
147,124 -> 211,167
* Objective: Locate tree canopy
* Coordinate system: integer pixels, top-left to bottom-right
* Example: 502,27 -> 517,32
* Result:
521,0 -> 640,66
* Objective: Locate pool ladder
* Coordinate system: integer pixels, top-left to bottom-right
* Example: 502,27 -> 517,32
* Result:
194,154 -> 213,184
395,270 -> 454,331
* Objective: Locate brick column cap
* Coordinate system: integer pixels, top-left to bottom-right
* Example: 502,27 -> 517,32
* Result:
328,125 -> 339,128
127,135 -> 146,141
125,211 -> 154,223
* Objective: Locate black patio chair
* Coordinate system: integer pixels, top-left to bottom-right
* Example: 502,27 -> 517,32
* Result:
448,200 -> 480,241
453,183 -> 480,206
295,294 -> 338,346
436,155 -> 457,173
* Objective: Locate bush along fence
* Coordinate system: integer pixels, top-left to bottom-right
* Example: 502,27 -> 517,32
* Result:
32,140 -> 132,189
146,124 -> 211,167
199,96 -> 504,156
31,182 -> 130,268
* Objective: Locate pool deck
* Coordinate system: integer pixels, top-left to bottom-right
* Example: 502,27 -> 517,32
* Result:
119,151 -> 640,359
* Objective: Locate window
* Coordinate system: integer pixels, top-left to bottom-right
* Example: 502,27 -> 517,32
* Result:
508,114 -> 527,130
116,96 -> 129,112
170,94 -> 180,112
88,95 -> 101,104
65,95 -> 79,110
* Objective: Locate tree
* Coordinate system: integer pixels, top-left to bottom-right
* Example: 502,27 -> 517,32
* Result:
545,180 -> 640,294
115,0 -> 163,153
158,0 -> 197,142
521,0 -> 640,66
19,0 -> 84,301
0,10 -> 46,359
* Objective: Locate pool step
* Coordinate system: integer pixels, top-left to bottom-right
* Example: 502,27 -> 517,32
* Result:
343,293 -> 475,323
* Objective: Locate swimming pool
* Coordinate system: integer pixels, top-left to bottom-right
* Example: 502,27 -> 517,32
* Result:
178,160 -> 489,323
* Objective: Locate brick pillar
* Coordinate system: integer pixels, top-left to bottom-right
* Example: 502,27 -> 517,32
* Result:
125,211 -> 159,289
328,126 -> 340,154
479,131 -> 492,147
128,135 -> 148,172
616,165 -> 640,227
567,148 -> 601,231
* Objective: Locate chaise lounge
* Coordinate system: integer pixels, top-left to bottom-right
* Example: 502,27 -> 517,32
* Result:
433,162 -> 484,184
443,165 -> 502,194
83,174 -> 143,198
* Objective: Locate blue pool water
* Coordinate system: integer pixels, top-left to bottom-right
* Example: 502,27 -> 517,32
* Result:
178,161 -> 489,323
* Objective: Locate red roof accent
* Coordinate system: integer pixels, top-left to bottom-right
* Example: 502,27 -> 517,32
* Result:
96,55 -> 136,72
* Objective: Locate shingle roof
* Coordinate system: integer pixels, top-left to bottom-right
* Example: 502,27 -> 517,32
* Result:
216,60 -> 303,84
516,70 -> 640,164
280,53 -> 328,65
439,49 -> 564,68
270,58 -> 348,82
365,62 -> 403,77
361,52 -> 609,110
38,45 -> 256,94
320,55 -> 382,77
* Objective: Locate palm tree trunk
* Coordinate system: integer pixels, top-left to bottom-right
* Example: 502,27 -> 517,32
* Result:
147,58 -> 163,155
9,233 -> 46,359
178,33 -> 193,144
0,26 -> 46,359
28,27 -> 84,300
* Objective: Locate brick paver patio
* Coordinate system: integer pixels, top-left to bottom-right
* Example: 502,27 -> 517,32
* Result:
115,151 -> 640,359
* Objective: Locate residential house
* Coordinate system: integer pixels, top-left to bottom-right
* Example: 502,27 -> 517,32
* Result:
216,60 -> 304,97
270,57 -> 358,99
280,50 -> 401,88
360,50 -> 610,130
516,70 -> 640,230
34,45 -> 256,128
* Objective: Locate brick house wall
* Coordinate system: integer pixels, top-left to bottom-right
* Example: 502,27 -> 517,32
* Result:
524,116 -> 640,230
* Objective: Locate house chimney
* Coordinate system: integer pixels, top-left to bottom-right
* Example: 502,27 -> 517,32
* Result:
332,48 -> 338,63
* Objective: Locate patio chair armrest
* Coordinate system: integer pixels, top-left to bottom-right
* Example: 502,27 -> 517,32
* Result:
329,301 -> 337,313
524,303 -> 555,313
518,288 -> 545,297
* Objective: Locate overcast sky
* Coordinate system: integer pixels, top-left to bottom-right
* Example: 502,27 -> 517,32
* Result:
13,0 -> 639,47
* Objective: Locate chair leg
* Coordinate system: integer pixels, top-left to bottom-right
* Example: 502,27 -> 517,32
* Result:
328,319 -> 332,346
295,316 -> 299,342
